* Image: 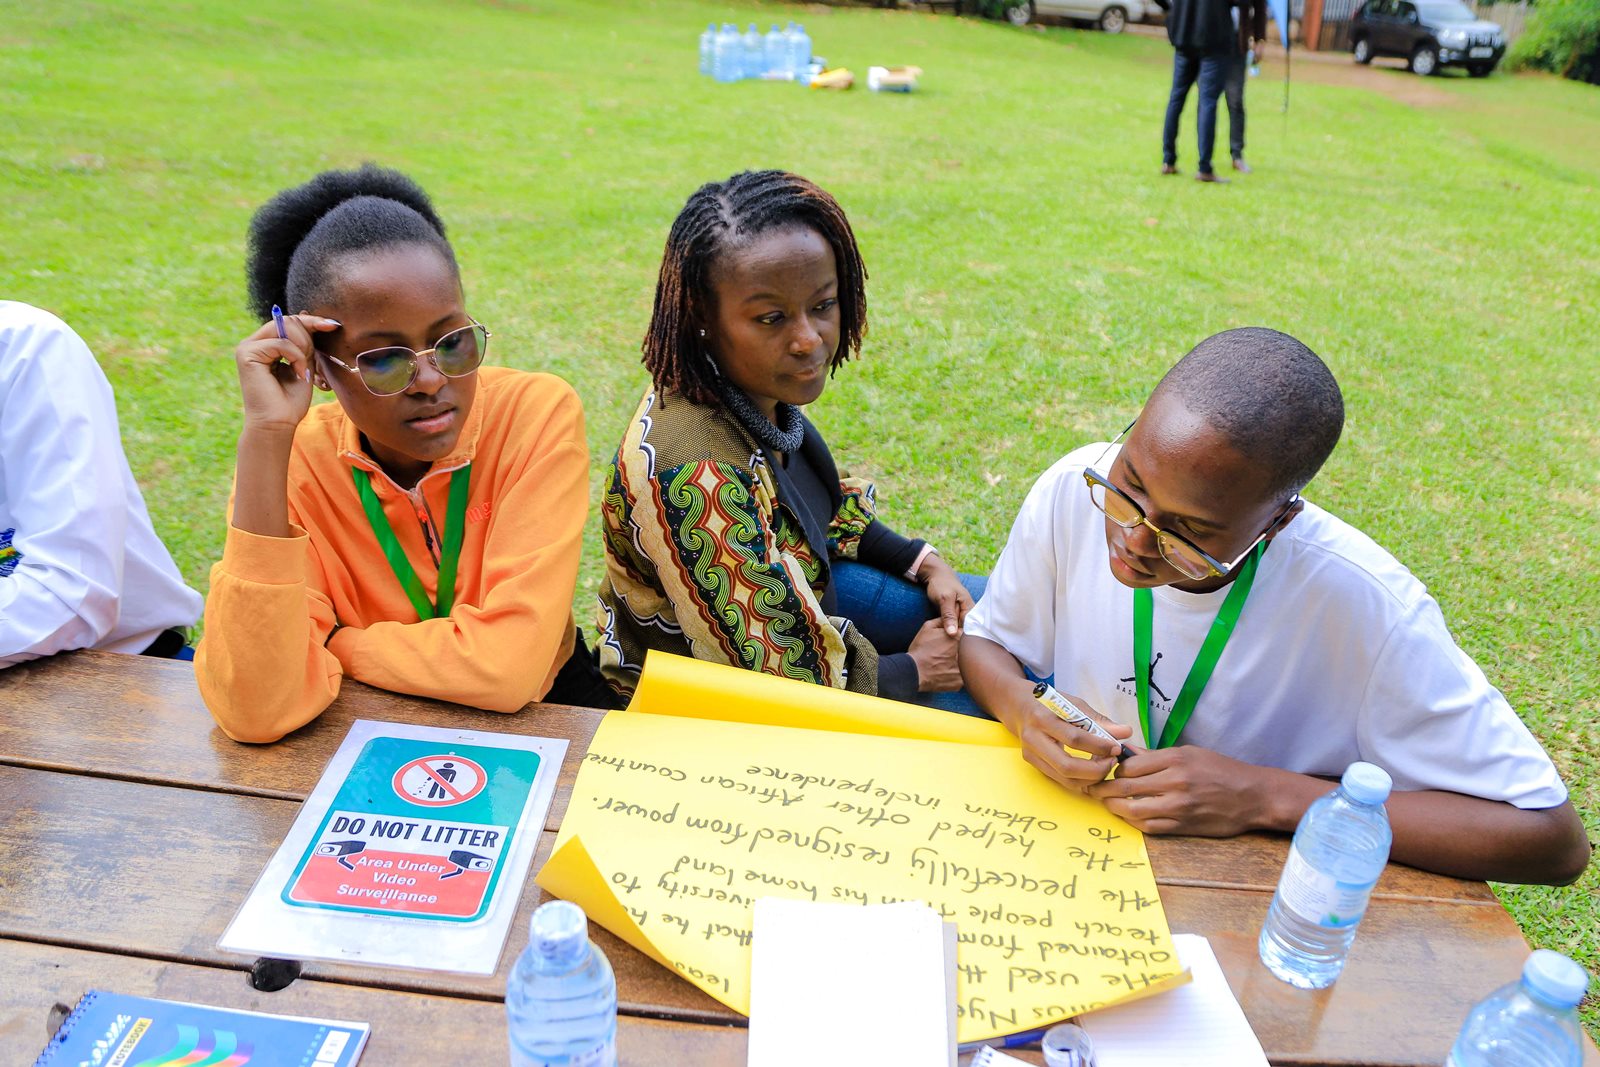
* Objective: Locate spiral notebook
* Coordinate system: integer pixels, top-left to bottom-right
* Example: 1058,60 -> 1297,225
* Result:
35,990 -> 368,1066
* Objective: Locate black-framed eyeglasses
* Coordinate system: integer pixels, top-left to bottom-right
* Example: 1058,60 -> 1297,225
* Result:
320,320 -> 490,396
1083,421 -> 1299,581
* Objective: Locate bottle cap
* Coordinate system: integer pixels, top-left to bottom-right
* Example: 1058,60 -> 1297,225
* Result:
1041,1022 -> 1097,1067
530,899 -> 589,963
1340,762 -> 1392,805
1522,949 -> 1589,1009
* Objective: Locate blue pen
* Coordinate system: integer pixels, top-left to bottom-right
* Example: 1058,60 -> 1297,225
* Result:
957,1027 -> 1048,1054
271,304 -> 287,339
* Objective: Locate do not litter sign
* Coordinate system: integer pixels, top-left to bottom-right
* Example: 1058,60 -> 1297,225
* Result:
393,754 -> 487,807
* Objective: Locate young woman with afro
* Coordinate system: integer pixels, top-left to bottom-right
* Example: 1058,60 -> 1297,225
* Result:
198,165 -> 613,743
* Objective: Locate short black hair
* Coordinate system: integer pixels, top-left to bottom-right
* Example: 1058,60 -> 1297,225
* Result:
1152,327 -> 1344,497
642,169 -> 868,406
244,163 -> 456,321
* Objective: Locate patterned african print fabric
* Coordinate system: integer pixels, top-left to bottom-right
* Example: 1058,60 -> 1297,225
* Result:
596,388 -> 884,700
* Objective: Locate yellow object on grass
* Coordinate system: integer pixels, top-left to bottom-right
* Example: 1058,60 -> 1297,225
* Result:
808,66 -> 854,89
536,652 -> 1187,1043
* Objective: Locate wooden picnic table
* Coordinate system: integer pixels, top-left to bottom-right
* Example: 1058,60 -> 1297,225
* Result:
2,650 -> 1594,1066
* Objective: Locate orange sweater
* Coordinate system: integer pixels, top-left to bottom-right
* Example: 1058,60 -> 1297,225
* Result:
196,367 -> 587,742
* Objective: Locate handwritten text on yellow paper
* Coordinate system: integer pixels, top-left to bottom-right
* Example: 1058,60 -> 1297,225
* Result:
538,702 -> 1182,1042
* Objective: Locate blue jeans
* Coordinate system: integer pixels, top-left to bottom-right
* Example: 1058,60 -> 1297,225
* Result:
831,560 -> 991,718
1162,49 -> 1226,174
1219,49 -> 1246,161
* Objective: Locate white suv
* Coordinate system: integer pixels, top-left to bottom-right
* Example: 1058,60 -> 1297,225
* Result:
1004,0 -> 1153,33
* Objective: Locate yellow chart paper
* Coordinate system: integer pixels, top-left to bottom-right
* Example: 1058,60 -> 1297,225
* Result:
536,655 -> 1186,1043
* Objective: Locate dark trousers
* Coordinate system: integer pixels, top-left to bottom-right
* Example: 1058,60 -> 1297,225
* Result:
1162,49 -> 1227,174
1217,49 -> 1246,160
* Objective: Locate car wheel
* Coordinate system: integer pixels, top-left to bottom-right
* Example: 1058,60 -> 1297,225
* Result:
1467,62 -> 1493,77
1352,36 -> 1373,64
1409,43 -> 1439,75
1099,5 -> 1128,32
1005,0 -> 1035,25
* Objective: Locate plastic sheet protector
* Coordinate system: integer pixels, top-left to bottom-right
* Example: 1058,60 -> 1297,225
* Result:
536,653 -> 1186,1042
221,720 -> 565,975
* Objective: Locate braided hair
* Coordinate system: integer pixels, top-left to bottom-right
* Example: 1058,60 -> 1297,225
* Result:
245,163 -> 456,321
642,170 -> 868,406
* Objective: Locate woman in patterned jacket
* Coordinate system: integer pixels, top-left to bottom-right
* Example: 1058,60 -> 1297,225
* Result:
595,170 -> 984,709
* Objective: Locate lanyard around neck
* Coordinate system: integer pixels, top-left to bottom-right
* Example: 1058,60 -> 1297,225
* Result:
351,464 -> 472,620
1133,540 -> 1266,750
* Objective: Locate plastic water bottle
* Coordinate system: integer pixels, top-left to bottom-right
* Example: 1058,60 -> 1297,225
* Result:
780,22 -> 799,77
712,23 -> 740,83
698,22 -> 714,77
713,23 -> 741,83
789,23 -> 812,80
764,24 -> 786,78
741,23 -> 763,79
761,23 -> 787,79
1447,950 -> 1588,1067
507,900 -> 617,1067
1258,762 -> 1392,989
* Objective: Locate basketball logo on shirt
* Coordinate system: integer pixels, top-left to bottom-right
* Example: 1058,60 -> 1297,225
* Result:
1122,651 -> 1171,702
0,528 -> 19,578
1117,651 -> 1171,704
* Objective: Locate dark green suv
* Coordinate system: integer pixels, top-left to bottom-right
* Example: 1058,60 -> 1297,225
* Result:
1350,0 -> 1506,76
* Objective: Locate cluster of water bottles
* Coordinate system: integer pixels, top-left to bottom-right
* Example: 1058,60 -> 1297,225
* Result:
699,21 -> 815,84
505,762 -> 1591,1066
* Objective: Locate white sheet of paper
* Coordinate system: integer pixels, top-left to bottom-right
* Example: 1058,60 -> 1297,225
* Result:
1080,933 -> 1268,1066
748,898 -> 954,1067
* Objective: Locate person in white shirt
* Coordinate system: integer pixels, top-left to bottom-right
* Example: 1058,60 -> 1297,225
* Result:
961,327 -> 1589,885
0,301 -> 202,666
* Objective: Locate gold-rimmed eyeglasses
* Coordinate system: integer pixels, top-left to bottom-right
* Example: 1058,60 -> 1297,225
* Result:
320,320 -> 490,396
1083,422 -> 1298,581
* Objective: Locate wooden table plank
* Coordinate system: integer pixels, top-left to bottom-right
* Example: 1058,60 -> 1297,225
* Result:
0,763 -> 1550,1067
0,938 -> 749,1065
0,651 -> 1499,906
0,764 -> 732,1024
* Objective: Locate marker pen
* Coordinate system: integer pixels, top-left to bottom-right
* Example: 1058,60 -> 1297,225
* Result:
957,1026 -> 1048,1054
1034,682 -> 1134,761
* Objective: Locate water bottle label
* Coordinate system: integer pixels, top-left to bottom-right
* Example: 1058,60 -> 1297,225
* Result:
1277,844 -> 1374,928
512,1036 -> 615,1067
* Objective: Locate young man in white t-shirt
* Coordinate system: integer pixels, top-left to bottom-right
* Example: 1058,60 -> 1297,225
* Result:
960,327 -> 1589,885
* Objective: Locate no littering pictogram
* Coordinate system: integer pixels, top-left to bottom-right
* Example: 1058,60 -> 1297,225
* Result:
393,754 -> 487,807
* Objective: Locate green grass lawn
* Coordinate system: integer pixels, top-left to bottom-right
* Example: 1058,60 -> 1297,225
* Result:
4,0 -> 1598,1035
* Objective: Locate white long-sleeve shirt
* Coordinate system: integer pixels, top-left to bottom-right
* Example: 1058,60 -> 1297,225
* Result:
0,301 -> 201,666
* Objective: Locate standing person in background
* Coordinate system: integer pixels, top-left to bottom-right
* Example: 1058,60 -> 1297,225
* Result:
1161,0 -> 1237,183
0,301 -> 202,666
1220,0 -> 1269,174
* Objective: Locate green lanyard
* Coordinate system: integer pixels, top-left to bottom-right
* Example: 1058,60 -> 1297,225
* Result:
351,464 -> 472,620
1133,540 -> 1266,750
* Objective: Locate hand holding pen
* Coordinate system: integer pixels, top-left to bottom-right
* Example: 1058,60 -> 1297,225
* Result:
232,305 -> 341,435
1035,683 -> 1136,762
1013,681 -> 1136,792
